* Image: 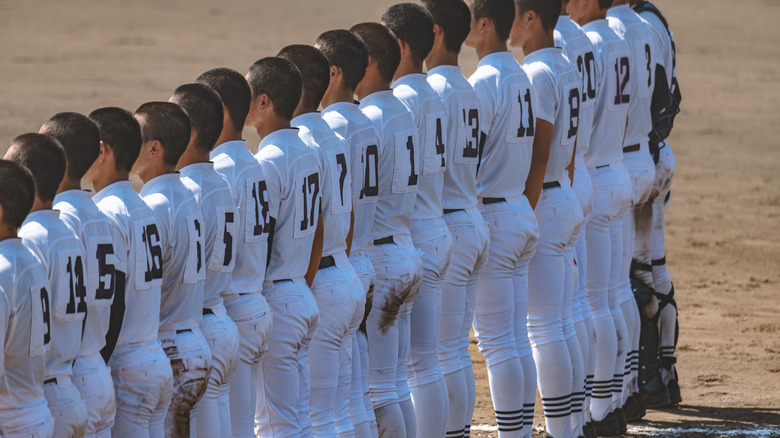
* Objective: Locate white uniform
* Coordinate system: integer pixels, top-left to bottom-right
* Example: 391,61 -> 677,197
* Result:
608,3 -> 659,408
209,140 -> 273,437
54,190 -> 119,437
322,102 -> 381,436
427,64 -> 490,438
555,15 -> 598,428
392,73 -> 452,437
293,112 -> 363,438
253,128 -> 321,437
179,163 -> 241,438
359,89 -> 423,437
523,47 -> 585,438
20,210 -> 89,437
139,173 -> 211,437
94,181 -> 173,438
469,51 -> 539,437
580,19 -> 633,423
0,238 -> 54,438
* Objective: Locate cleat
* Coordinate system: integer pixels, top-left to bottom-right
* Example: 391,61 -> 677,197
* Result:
592,412 -> 621,437
614,408 -> 628,434
667,378 -> 682,406
622,394 -> 645,422
640,374 -> 671,409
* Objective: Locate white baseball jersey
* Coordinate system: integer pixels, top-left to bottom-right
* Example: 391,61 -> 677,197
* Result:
255,129 -> 322,281
427,65 -> 483,211
180,163 -> 239,310
321,102 -> 380,254
0,239 -> 49,416
608,4 -> 656,147
293,112 -> 352,257
54,190 -> 120,360
392,74 -> 447,220
555,16 -> 597,161
210,140 -> 270,294
522,47 -> 582,183
359,90 -> 420,239
580,19 -> 632,168
469,52 -> 537,199
20,210 -> 86,379
140,173 -> 206,332
94,181 -> 163,347
634,4 -> 674,89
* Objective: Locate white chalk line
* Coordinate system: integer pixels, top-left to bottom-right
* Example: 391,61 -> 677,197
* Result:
470,424 -> 780,436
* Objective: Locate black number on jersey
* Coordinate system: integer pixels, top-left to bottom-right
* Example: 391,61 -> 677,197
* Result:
40,286 -> 51,345
516,89 -> 535,138
251,180 -> 270,236
194,218 -> 203,273
463,108 -> 479,158
434,118 -> 445,167
568,88 -> 580,140
645,44 -> 652,87
336,153 -> 348,206
360,145 -> 378,199
614,56 -> 630,105
299,173 -> 320,231
406,136 -> 418,186
66,255 -> 87,315
577,52 -> 597,103
142,224 -> 163,282
223,211 -> 234,266
95,243 -> 115,300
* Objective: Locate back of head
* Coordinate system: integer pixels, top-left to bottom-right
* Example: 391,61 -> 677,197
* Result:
39,112 -> 100,181
171,83 -> 224,153
598,0 -> 612,9
381,3 -> 435,66
470,0 -> 516,40
315,30 -> 370,91
246,57 -> 303,121
277,45 -> 331,111
196,67 -> 251,133
88,107 -> 143,173
7,133 -> 66,202
350,22 -> 401,84
421,0 -> 472,54
516,0 -> 562,31
0,160 -> 36,228
134,102 -> 191,167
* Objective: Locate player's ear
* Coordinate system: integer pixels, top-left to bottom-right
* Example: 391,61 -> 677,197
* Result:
148,140 -> 163,157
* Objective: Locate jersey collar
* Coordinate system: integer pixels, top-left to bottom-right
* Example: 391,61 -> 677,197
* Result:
391,73 -> 428,89
179,162 -> 214,175
53,189 -> 92,205
523,47 -> 562,64
291,112 -> 322,129
24,209 -> 60,224
477,51 -> 515,68
210,140 -> 248,160
359,89 -> 394,107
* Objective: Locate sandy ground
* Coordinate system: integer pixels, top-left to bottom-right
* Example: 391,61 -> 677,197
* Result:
2,0 -> 779,436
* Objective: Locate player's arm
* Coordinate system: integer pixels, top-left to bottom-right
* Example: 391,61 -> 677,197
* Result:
567,139 -> 577,187
305,213 -> 324,287
345,211 -> 354,257
101,225 -> 126,364
651,64 -> 671,116
524,118 -> 553,210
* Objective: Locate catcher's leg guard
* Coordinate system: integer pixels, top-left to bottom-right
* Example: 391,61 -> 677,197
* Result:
631,275 -> 670,409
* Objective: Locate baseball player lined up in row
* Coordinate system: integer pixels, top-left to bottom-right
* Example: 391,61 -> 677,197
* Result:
0,0 -> 682,436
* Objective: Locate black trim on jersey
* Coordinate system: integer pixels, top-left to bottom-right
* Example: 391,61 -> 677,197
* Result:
100,270 -> 126,364
651,64 -> 671,116
266,217 -> 277,270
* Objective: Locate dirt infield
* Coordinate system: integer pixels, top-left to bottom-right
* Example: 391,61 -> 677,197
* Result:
2,0 -> 779,436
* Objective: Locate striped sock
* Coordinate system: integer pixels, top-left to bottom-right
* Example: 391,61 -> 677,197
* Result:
495,408 -> 524,433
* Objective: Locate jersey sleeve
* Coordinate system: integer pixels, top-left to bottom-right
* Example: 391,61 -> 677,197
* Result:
0,289 -> 9,376
526,65 -> 558,124
469,75 -> 498,130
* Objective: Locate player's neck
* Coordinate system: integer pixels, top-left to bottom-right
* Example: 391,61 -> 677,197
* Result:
476,38 -> 508,60
425,48 -> 459,70
256,117 -> 291,140
139,164 -> 175,184
577,9 -> 607,25
0,224 -> 17,242
394,57 -> 423,80
215,128 -> 243,148
292,102 -> 319,120
321,86 -> 355,108
29,196 -> 53,213
91,170 -> 129,194
355,74 -> 390,101
522,31 -> 555,56
56,176 -> 82,194
176,144 -> 210,171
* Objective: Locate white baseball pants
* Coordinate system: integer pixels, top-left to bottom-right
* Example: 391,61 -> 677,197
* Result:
44,376 -> 88,438
73,353 -> 116,438
0,399 -> 54,438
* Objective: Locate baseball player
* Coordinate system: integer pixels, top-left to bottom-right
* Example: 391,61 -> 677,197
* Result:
464,0 -> 541,435
607,0 -> 662,422
86,107 -> 173,438
569,0 -> 634,434
7,134 -> 90,438
317,29 -> 381,438
278,44 -> 365,438
630,0 -> 681,409
510,0 -> 586,436
555,2 -> 599,436
350,21 -> 424,438
132,102 -> 211,437
171,84 -> 241,438
0,159 -> 54,438
382,4 -> 453,437
43,113 -> 119,438
421,1 -> 491,436
245,57 -> 322,437
196,68 -> 274,437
